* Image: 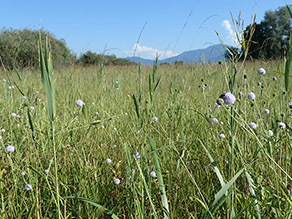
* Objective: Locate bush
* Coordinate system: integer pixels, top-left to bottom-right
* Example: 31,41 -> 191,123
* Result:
77,51 -> 136,66
0,28 -> 76,70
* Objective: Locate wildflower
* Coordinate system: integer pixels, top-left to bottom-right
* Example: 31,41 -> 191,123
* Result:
257,68 -> 266,75
219,92 -> 236,105
116,87 -> 119,90
8,86 -> 12,89
24,184 -> 32,191
219,134 -> 225,139
44,169 -> 49,175
1,129 -> 5,132
22,96 -> 26,99
115,81 -> 119,84
264,109 -> 270,114
212,118 -> 218,124
248,92 -> 256,100
30,106 -> 34,110
21,171 -> 26,176
125,112 -> 128,116
95,112 -> 99,115
113,127 -> 117,131
2,79 -> 6,82
249,122 -> 258,129
268,130 -> 274,136
16,115 -> 20,118
36,91 -> 39,94
106,158 -> 112,164
113,144 -> 117,148
153,116 -> 158,122
137,130 -> 141,134
130,169 -> 136,174
114,178 -> 120,185
220,121 -> 224,125
289,102 -> 292,109
17,124 -> 20,127
133,151 -> 140,159
150,171 -> 156,178
238,91 -> 243,96
278,122 -> 286,129
273,77 -> 277,81
6,145 -> 15,152
75,99 -> 85,107
11,113 -> 17,117
215,103 -> 221,108
101,125 -> 105,129
116,116 -> 119,119
92,102 -> 95,105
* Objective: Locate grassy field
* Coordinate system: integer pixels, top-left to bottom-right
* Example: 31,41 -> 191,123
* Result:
1,58 -> 292,218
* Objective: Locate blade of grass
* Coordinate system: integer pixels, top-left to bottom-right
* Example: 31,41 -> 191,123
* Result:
147,136 -> 170,219
63,196 -> 119,219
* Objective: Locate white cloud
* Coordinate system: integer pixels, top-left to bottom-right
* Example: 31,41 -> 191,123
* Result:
221,20 -> 239,46
125,43 -> 177,60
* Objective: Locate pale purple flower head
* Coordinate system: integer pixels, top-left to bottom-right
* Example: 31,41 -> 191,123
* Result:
222,92 -> 236,105
114,178 -> 120,185
248,92 -> 256,100
257,68 -> 266,75
278,122 -> 286,129
75,99 -> 85,107
153,116 -> 158,122
6,145 -> 15,152
264,109 -> 270,114
219,134 -> 225,139
11,113 -> 16,117
24,184 -> 32,191
150,171 -> 156,178
249,122 -> 258,129
212,118 -> 218,124
106,158 -> 112,164
268,130 -> 274,136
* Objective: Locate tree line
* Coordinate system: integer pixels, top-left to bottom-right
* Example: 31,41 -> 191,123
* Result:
0,28 -> 135,70
226,5 -> 292,60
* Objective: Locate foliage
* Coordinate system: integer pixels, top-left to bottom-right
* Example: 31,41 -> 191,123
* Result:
244,5 -> 292,59
77,50 -> 136,66
0,28 -> 76,69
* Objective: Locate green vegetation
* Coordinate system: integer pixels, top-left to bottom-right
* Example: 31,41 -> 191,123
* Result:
0,28 -> 75,69
2,4 -> 292,219
77,51 -> 136,66
244,5 -> 292,59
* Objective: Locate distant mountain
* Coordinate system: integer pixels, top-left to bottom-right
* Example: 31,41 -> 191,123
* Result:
126,44 -> 227,65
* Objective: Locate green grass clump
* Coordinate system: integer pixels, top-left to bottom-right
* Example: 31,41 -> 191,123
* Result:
1,56 -> 292,218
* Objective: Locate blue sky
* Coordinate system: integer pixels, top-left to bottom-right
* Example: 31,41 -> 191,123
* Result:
1,0 -> 290,59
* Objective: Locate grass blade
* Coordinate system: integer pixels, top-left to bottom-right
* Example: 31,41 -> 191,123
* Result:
147,136 -> 170,219
63,196 -> 119,219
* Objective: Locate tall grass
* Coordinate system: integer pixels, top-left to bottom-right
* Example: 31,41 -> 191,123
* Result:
1,54 -> 292,218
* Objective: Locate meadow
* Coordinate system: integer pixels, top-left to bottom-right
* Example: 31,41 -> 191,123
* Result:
1,56 -> 292,218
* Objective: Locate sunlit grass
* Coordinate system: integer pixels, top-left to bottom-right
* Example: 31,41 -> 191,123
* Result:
1,58 -> 292,218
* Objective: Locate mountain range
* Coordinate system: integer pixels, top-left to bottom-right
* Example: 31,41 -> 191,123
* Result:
126,44 -> 227,65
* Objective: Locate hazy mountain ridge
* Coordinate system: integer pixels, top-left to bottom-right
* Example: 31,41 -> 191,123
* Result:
126,44 -> 227,65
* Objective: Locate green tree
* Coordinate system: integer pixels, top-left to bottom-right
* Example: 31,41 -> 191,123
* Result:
244,5 -> 292,59
0,28 -> 76,70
